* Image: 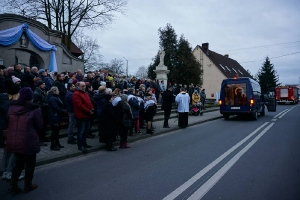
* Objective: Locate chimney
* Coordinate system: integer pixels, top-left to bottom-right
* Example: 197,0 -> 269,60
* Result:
202,43 -> 209,55
224,54 -> 229,58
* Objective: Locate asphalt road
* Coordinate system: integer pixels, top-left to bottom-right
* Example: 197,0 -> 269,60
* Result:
1,104 -> 300,200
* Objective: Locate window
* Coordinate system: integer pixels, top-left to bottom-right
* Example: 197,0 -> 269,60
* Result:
224,83 -> 247,106
238,69 -> 243,75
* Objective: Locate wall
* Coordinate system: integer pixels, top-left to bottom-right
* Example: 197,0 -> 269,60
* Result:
193,46 -> 226,100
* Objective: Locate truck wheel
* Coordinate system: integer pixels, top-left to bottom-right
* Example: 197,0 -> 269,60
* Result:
252,111 -> 258,120
223,114 -> 229,120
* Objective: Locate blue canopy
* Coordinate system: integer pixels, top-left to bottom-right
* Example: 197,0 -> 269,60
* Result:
0,23 -> 57,72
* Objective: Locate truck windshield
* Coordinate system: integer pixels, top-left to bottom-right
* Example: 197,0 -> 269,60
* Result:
224,83 -> 247,106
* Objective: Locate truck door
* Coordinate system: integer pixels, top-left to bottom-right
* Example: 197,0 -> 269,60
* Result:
265,88 -> 276,112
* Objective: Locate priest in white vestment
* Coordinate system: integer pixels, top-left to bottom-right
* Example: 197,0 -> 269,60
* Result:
175,87 -> 190,128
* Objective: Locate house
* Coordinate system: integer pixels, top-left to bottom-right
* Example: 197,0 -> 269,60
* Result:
192,43 -> 252,100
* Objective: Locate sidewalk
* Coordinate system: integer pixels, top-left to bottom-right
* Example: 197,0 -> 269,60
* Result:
0,107 -> 222,171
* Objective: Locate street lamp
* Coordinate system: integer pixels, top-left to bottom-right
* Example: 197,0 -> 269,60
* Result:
123,57 -> 128,77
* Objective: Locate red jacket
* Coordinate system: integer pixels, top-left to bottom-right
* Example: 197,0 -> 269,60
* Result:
73,89 -> 94,119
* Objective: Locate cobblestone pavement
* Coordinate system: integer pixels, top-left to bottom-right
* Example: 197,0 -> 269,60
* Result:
0,107 -> 221,171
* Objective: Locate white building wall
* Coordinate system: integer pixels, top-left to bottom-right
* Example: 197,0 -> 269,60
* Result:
193,46 -> 226,100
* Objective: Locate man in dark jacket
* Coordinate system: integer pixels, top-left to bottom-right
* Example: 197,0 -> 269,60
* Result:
162,85 -> 174,128
33,80 -> 49,146
65,83 -> 77,144
7,87 -> 42,193
73,82 -> 94,153
127,88 -> 140,136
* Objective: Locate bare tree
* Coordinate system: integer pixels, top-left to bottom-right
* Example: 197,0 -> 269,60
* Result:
107,58 -> 125,75
135,66 -> 148,78
1,0 -> 128,50
72,29 -> 102,71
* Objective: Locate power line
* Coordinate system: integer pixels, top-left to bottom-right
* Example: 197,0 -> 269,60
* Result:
240,51 -> 300,63
220,41 -> 300,52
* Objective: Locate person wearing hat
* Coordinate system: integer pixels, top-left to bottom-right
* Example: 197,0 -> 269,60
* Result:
6,87 -> 43,193
1,79 -> 23,181
12,76 -> 21,86
200,89 -> 206,110
33,80 -> 49,146
37,69 -> 53,91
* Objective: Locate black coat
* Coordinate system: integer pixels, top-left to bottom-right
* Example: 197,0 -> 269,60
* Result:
99,102 -> 119,141
48,93 -> 65,126
162,90 -> 174,110
33,87 -> 48,107
0,93 -> 10,136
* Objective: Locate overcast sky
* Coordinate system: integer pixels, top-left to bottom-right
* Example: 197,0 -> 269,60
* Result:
93,0 -> 300,85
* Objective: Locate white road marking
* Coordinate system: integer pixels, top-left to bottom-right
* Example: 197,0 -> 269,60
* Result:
162,122 -> 269,200
271,119 -> 277,121
278,109 -> 292,118
187,123 -> 275,200
273,109 -> 288,118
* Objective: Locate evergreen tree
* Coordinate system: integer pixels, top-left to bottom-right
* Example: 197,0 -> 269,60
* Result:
148,23 -> 203,85
174,35 -> 202,85
256,57 -> 280,93
147,23 -> 178,81
147,53 -> 159,80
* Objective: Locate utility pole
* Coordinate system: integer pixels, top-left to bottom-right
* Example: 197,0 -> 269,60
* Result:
123,57 -> 128,77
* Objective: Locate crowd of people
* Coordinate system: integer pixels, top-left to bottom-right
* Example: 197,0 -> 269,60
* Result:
0,63 -> 207,194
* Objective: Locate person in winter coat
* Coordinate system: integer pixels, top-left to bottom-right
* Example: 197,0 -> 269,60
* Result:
48,86 -> 66,151
144,93 -> 157,134
6,87 -> 43,193
93,86 -> 109,136
85,84 -> 96,138
127,88 -> 140,136
65,83 -> 77,144
73,82 -> 94,153
118,94 -> 133,148
53,73 -> 67,107
200,89 -> 206,110
92,75 -> 101,92
162,85 -> 174,128
33,80 -> 49,146
1,79 -> 23,181
99,95 -> 119,151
